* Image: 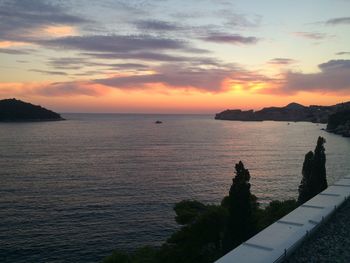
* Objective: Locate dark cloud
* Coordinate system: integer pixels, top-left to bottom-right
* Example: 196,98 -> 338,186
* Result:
326,17 -> 350,25
0,0 -> 90,42
268,58 -> 297,65
94,64 -> 234,91
336,51 -> 350,55
109,63 -> 149,70
73,70 -> 107,76
201,33 -> 259,44
134,19 -> 180,31
293,32 -> 327,40
40,34 -> 193,53
277,60 -> 350,94
318,59 -> 350,71
47,57 -> 86,70
29,69 -> 68,76
47,56 -> 149,71
81,51 -> 216,63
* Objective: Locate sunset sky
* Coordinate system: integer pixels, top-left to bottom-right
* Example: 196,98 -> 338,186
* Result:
1,0 -> 350,113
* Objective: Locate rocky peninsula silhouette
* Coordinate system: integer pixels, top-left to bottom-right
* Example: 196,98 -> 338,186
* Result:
215,102 -> 350,123
0,98 -> 64,122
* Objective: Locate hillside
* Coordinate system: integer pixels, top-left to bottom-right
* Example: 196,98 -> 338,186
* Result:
0,98 -> 64,122
215,102 -> 350,123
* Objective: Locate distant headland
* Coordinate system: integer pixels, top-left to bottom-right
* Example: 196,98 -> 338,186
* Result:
0,98 -> 64,122
215,102 -> 350,123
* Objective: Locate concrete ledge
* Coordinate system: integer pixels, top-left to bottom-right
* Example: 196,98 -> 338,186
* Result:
215,176 -> 350,263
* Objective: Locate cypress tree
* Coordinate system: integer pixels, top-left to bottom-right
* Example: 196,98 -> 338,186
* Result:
223,161 -> 256,252
298,137 -> 327,204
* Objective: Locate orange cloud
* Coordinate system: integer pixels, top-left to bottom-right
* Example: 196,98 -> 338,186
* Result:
0,41 -> 28,48
43,25 -> 77,37
0,81 -> 109,98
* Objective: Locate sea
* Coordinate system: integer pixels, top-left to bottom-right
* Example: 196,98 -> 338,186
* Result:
1,113 -> 350,263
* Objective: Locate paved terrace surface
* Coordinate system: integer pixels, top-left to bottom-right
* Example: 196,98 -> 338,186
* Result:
285,197 -> 350,263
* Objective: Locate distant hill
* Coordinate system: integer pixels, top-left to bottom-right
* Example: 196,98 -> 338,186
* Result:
215,102 -> 350,123
0,98 -> 64,122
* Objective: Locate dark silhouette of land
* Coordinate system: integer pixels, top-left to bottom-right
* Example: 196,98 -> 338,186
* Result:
327,110 -> 350,137
215,102 -> 350,123
0,98 -> 64,122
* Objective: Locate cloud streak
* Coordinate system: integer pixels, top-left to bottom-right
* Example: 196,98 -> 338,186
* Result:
94,64 -> 233,92
326,17 -> 350,25
201,33 -> 259,44
29,69 -> 68,76
293,32 -> 327,40
41,35 -> 190,53
134,19 -> 180,31
268,58 -> 297,65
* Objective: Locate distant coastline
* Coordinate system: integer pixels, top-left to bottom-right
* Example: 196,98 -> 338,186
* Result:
215,102 -> 350,123
215,101 -> 350,137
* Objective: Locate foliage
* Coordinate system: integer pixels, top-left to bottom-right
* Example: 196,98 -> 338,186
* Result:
327,110 -> 350,130
223,161 -> 258,252
159,204 -> 228,263
174,200 -> 207,225
298,136 -> 327,204
102,247 -> 158,263
258,200 -> 298,230
102,250 -> 130,263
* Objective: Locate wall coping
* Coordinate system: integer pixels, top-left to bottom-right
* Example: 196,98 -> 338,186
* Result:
215,176 -> 350,263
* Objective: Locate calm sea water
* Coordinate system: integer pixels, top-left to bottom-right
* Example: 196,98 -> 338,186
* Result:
1,114 -> 350,263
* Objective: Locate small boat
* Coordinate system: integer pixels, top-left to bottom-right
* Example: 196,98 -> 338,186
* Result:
155,120 -> 162,124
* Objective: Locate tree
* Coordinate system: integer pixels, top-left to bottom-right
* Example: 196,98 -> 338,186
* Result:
298,137 -> 327,204
223,161 -> 258,252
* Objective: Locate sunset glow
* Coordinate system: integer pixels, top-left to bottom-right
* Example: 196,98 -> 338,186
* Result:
1,0 -> 350,113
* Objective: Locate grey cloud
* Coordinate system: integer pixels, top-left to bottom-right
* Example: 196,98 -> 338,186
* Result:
201,33 -> 259,44
336,51 -> 350,55
94,64 -> 233,91
0,0 -> 90,42
268,58 -> 297,65
293,32 -> 327,40
134,20 -> 180,31
47,57 -> 86,69
40,35 -> 191,53
318,59 -> 350,71
47,57 -> 149,70
326,17 -> 350,25
278,60 -> 350,94
29,69 -> 68,76
82,51 -> 216,63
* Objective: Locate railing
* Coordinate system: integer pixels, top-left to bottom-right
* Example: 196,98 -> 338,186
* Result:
215,176 -> 350,263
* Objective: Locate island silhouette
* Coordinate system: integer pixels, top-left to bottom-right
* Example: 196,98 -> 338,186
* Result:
0,98 -> 64,122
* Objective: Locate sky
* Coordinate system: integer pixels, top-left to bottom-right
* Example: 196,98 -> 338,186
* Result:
0,0 -> 350,113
